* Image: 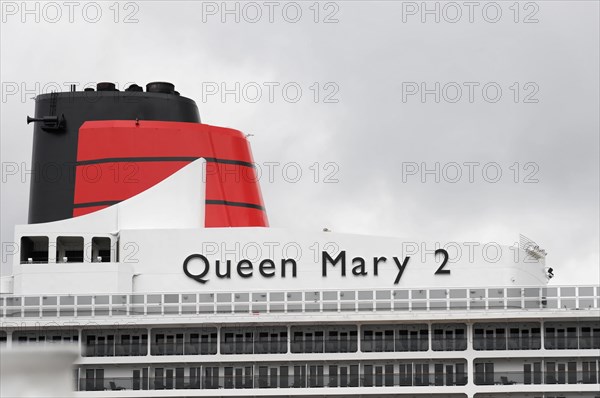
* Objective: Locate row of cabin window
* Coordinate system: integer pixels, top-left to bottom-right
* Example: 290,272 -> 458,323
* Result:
15,334 -> 78,343
474,327 -> 542,350
77,360 -> 600,392
474,360 -> 599,385
85,334 -> 149,357
474,324 -> 600,350
16,323 -> 598,356
544,326 -> 600,349
78,362 -> 467,391
79,328 -> 466,356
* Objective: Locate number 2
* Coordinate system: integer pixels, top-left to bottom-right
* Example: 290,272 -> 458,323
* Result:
434,248 -> 450,275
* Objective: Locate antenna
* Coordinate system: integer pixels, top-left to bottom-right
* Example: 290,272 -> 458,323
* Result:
519,234 -> 547,263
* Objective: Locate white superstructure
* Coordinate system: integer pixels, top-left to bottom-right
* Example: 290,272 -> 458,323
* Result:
1,160 -> 599,398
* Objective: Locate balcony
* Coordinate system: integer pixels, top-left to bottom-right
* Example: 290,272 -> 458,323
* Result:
83,342 -> 148,357
474,370 -> 599,386
76,372 -> 468,391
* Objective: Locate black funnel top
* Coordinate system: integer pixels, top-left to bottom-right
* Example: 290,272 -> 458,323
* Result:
27,82 -> 200,224
146,82 -> 175,94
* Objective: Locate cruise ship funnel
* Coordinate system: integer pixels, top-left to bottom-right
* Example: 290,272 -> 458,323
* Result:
27,82 -> 268,227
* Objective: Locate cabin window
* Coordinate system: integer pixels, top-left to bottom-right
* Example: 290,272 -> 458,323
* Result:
56,236 -> 84,263
84,369 -> 104,391
432,324 -> 467,351
92,237 -> 111,262
20,236 -> 49,263
474,362 -> 495,385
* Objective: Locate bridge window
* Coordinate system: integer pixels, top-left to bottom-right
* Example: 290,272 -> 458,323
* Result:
20,236 -> 49,263
56,236 -> 84,263
92,237 -> 111,262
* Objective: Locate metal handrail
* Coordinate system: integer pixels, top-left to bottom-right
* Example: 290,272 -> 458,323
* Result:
1,285 -> 598,319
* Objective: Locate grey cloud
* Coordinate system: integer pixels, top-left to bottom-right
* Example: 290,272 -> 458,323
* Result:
1,1 -> 598,285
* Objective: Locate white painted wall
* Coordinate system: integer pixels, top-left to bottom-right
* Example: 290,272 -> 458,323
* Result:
8,158 -> 548,295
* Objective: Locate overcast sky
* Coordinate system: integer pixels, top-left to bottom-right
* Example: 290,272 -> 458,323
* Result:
1,1 -> 598,286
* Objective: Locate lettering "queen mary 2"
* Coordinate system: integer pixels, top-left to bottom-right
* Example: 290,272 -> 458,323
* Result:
182,249 -> 449,285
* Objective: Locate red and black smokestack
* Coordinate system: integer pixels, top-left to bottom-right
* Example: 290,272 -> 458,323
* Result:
27,82 -> 268,227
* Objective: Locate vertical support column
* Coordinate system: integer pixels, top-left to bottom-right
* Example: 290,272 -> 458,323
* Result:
73,367 -> 79,392
84,237 -> 92,264
466,322 -> 473,352
48,236 -> 57,264
540,318 -> 545,351
147,327 -> 151,356
110,235 -> 118,263
357,323 -> 361,352
428,322 -> 433,351
216,326 -> 221,355
78,328 -> 83,357
6,330 -> 13,349
287,325 -> 291,354
305,363 -> 308,388
466,357 -> 474,388
465,322 -> 475,387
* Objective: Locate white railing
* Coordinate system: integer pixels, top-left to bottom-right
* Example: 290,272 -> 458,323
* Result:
1,285 -> 598,319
